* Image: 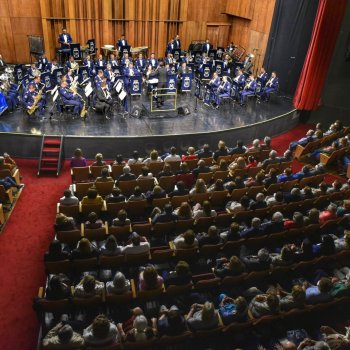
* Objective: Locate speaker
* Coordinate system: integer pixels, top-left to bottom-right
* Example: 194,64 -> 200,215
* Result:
130,106 -> 145,118
177,105 -> 191,115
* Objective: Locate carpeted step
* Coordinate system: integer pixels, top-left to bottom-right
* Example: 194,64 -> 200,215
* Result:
42,147 -> 60,153
43,139 -> 61,146
41,157 -> 59,163
39,166 -> 58,172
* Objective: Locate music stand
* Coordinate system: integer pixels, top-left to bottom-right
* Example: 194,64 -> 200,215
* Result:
70,43 -> 81,60
120,45 -> 131,58
192,51 -> 202,65
86,39 -> 96,57
115,80 -> 128,118
208,49 -> 217,60
216,47 -> 225,60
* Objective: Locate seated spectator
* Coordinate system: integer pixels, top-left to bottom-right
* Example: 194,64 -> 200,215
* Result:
95,167 -> 113,182
146,185 -> 166,200
164,146 -> 181,162
106,187 -> 126,203
196,144 -> 213,159
45,274 -> 71,300
246,155 -> 258,168
308,208 -> 320,225
208,178 -> 225,192
249,193 -> 267,210
334,231 -> 350,251
164,260 -> 192,287
175,202 -> 193,220
320,325 -> 350,350
71,238 -> 99,259
197,225 -> 222,246
186,301 -> 219,331
293,165 -> 313,180
285,187 -> 303,203
117,165 -> 136,183
248,292 -> 280,318
319,203 -> 338,224
244,170 -> 265,187
211,159 -> 228,173
310,141 -> 338,161
192,159 -> 211,178
44,240 -> 70,262
54,213 -> 76,231
279,285 -> 306,311
261,211 -> 284,234
128,150 -> 143,165
143,150 -> 162,165
301,186 -> 315,200
81,188 -> 104,206
112,154 -> 126,166
214,255 -> 245,278
336,199 -> 350,217
157,163 -> 174,178
193,200 -> 217,220
266,191 -> 284,206
137,166 -> 157,184
173,229 -> 198,250
70,148 -> 87,168
291,238 -> 315,262
42,319 -> 84,348
240,246 -> 271,272
261,136 -> 272,150
157,305 -> 187,336
190,178 -> 207,195
92,153 -> 107,166
118,314 -> 156,342
226,195 -> 251,215
240,217 -> 263,238
284,211 -> 304,229
182,146 -> 198,161
271,245 -> 294,267
0,153 -> 17,172
229,156 -> 246,171
213,140 -> 229,162
128,186 -> 146,201
100,235 -> 122,256
247,139 -> 261,152
112,209 -> 130,227
106,272 -> 130,294
313,181 -> 329,196
278,149 -> 293,163
218,294 -> 248,325
0,176 -> 22,191
260,150 -> 279,168
169,181 -> 189,197
303,277 -> 333,304
123,232 -> 150,255
277,167 -> 294,183
83,314 -> 118,346
219,222 -> 240,241
318,234 -> 336,256
85,211 -> 104,229
139,265 -> 164,290
229,140 -> 247,155
59,189 -> 79,205
151,203 -> 178,224
288,129 -> 315,152
74,275 -> 104,297
176,162 -> 195,189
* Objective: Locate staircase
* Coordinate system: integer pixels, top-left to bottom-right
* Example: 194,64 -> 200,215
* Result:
37,135 -> 64,176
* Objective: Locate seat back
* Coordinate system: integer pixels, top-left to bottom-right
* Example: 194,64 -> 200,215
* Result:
108,225 -> 131,242
111,164 -> 124,179
124,251 -> 150,265
84,226 -> 107,241
198,172 -> 213,184
175,246 -> 198,261
56,229 -> 82,246
148,162 -> 164,174
209,190 -> 229,207
118,180 -> 138,197
158,175 -> 176,193
71,257 -> 99,273
212,170 -> 229,181
95,181 -> 114,197
127,200 -> 147,219
72,166 -> 90,182
105,291 -> 133,306
75,182 -> 93,199
194,277 -> 221,292
199,243 -> 223,258
107,201 -> 128,217
171,195 -> 189,208
45,259 -> 71,274
166,160 -> 181,173
194,216 -> 216,232
190,192 -> 211,205
165,283 -> 193,298
90,165 -> 108,179
129,163 -> 144,176
58,204 -> 80,218
99,254 -> 125,269
137,286 -> 164,302
152,197 -> 171,209
175,219 -> 194,233
81,203 -> 104,216
137,178 -> 155,193
151,248 -> 174,263
152,221 -> 176,238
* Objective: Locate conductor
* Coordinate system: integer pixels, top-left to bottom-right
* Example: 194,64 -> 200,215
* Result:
156,61 -> 168,108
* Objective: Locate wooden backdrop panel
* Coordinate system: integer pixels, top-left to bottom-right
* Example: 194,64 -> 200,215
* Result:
225,0 -> 255,20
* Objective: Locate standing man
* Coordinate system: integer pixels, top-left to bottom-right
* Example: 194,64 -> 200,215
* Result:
202,39 -> 212,55
174,35 -> 181,50
58,28 -> 73,48
156,61 -> 168,108
117,34 -> 128,51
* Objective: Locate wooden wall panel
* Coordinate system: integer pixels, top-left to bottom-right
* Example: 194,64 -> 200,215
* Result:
225,0 -> 255,19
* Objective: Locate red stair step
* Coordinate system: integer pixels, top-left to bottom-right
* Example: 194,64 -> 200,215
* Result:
44,139 -> 61,146
41,157 -> 59,163
40,167 -> 57,172
42,147 -> 60,153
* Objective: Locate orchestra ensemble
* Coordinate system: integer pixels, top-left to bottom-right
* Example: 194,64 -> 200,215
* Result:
0,29 -> 280,120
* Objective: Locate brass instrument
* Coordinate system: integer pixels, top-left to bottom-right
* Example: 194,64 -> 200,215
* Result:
69,85 -> 87,119
28,86 -> 45,115
71,61 -> 79,71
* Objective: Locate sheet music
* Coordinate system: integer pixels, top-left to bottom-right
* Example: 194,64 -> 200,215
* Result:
84,82 -> 93,97
51,85 -> 58,95
53,91 -> 59,102
115,80 -> 123,93
119,90 -> 127,101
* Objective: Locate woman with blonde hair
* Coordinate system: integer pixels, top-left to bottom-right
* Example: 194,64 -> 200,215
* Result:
72,237 -> 99,259
189,178 -> 207,195
92,153 -> 106,166
176,202 -> 193,220
186,301 -> 219,330
229,156 -> 246,171
139,265 -> 164,290
143,150 -> 162,165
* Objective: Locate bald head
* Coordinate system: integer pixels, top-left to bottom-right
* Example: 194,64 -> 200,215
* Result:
282,341 -> 297,350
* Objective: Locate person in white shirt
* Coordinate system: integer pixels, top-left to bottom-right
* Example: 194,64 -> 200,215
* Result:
128,150 -> 143,165
59,189 -> 79,205
173,229 -> 198,250
123,233 -> 150,255
164,146 -> 182,162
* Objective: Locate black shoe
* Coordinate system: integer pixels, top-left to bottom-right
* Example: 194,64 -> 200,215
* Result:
105,115 -> 110,120
17,184 -> 24,190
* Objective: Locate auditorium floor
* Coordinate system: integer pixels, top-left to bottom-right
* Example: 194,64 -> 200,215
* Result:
0,92 -> 294,137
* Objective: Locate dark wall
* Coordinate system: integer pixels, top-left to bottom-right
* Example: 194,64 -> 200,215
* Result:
263,0 -> 319,95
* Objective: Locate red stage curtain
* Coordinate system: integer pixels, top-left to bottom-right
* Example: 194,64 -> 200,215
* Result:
293,0 -> 347,110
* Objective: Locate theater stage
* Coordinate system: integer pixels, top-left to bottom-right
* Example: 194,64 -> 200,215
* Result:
0,92 -> 297,159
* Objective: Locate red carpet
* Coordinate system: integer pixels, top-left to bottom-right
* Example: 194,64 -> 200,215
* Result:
0,123 -> 313,350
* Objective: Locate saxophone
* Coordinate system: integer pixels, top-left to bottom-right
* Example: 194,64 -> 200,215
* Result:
80,100 -> 87,119
69,85 -> 87,119
28,86 -> 45,115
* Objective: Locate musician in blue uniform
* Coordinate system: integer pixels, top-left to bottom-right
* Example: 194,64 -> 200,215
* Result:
117,34 -> 128,51
121,53 -> 131,67
58,80 -> 83,116
94,70 -> 104,89
28,63 -> 39,80
38,53 -> 49,72
206,72 -> 221,105
64,69 -> 74,87
65,56 -> 79,71
58,28 -> 72,48
47,58 -> 60,74
83,54 -> 95,77
174,35 -> 181,50
0,80 -> 19,112
104,63 -> 116,90
23,83 -> 44,116
108,53 -> 119,68
202,39 -> 212,55
164,53 -> 175,66
260,71 -> 279,101
223,54 -> 232,75
257,67 -> 268,87
95,54 -> 106,71
30,75 -> 47,107
149,53 -> 159,69
214,75 -> 231,107
239,74 -> 257,106
166,40 -> 175,54
199,53 -> 210,75
182,52 -> 193,64
233,69 -> 246,89
123,62 -> 139,93
135,53 -> 147,74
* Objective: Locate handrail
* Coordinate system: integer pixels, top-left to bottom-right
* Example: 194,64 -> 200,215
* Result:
37,134 -> 45,176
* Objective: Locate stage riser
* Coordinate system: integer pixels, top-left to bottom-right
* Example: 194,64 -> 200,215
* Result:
0,110 -> 298,159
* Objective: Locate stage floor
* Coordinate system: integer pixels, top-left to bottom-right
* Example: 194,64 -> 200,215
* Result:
0,91 -> 294,137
